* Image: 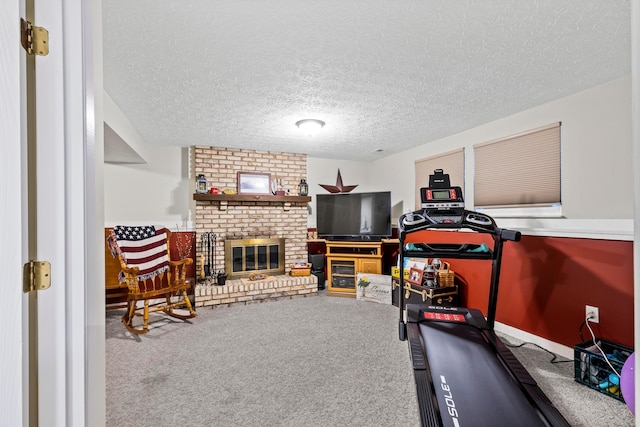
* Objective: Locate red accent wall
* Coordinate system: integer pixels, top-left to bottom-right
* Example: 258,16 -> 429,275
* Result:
168,231 -> 196,280
404,231 -> 634,349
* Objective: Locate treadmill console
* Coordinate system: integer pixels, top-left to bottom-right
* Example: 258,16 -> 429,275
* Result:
401,169 -> 496,232
420,187 -> 464,209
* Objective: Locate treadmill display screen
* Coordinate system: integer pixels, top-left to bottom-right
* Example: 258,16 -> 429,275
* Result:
421,187 -> 462,205
424,312 -> 465,322
431,190 -> 451,200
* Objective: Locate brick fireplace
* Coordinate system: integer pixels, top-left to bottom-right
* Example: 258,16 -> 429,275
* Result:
224,237 -> 285,279
192,146 -> 317,307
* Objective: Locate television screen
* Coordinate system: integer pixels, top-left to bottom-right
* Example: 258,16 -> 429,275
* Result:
316,191 -> 391,240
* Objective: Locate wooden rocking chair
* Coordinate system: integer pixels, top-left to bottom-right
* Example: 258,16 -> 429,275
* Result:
107,225 -> 197,334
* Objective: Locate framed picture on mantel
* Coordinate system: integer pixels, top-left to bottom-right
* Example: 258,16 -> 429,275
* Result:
237,172 -> 271,195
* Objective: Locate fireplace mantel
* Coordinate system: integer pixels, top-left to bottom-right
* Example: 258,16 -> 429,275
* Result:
194,194 -> 311,203
194,193 -> 311,210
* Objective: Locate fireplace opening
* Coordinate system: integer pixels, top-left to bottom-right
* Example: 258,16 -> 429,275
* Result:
224,238 -> 285,279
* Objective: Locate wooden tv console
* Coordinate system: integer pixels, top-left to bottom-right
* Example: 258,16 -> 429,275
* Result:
325,241 -> 383,297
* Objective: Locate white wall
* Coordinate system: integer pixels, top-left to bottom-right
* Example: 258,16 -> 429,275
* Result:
105,76 -> 633,238
370,76 -> 633,224
305,158 -> 374,229
104,146 -> 192,228
103,91 -> 149,162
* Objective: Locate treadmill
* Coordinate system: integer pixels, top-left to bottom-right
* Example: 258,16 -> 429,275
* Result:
397,170 -> 569,427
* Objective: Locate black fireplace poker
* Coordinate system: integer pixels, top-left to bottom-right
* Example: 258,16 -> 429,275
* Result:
200,232 -> 210,278
208,232 -> 217,281
201,231 -> 226,285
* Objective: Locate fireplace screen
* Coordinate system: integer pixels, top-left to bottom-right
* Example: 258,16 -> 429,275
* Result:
224,238 -> 285,279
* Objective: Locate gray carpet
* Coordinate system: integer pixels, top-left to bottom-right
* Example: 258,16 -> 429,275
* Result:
106,292 -> 634,426
497,334 -> 634,427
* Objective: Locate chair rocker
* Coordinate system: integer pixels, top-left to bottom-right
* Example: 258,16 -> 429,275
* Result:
109,226 -> 197,334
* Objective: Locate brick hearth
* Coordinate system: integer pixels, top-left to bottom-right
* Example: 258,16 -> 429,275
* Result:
194,275 -> 318,308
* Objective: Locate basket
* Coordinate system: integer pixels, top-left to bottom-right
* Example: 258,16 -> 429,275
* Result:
435,261 -> 455,288
289,264 -> 311,276
574,339 -> 633,401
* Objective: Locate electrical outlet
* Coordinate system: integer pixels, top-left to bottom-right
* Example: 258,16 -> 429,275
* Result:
586,305 -> 599,323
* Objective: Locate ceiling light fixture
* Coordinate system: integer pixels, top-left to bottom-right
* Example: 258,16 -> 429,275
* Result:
295,119 -> 325,136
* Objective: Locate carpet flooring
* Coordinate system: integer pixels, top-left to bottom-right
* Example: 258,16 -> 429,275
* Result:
106,291 -> 634,426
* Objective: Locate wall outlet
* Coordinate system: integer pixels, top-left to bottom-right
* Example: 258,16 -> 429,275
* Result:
586,305 -> 599,323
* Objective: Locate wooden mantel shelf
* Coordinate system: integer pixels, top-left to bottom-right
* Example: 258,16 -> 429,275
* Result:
194,193 -> 311,203
194,193 -> 310,211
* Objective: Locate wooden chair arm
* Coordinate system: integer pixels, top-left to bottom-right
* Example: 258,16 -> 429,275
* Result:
119,263 -> 140,277
169,257 -> 193,267
168,257 -> 192,287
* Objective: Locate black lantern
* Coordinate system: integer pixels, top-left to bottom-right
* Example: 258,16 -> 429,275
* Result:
196,174 -> 208,194
299,179 -> 308,196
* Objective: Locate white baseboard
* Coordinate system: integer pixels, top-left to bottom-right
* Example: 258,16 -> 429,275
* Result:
494,321 -> 574,360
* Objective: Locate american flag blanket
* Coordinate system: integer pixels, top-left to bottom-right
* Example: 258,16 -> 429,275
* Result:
108,225 -> 170,283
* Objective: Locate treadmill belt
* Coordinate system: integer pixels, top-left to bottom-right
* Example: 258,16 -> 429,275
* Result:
419,321 -> 549,427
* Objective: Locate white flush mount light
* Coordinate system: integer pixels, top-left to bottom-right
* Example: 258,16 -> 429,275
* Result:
295,119 -> 325,136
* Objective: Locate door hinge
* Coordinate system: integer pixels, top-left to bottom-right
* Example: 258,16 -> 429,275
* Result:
23,261 -> 52,293
20,18 -> 49,56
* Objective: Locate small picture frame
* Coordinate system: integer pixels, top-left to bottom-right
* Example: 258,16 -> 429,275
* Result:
307,228 -> 318,240
407,267 -> 424,286
237,172 -> 271,195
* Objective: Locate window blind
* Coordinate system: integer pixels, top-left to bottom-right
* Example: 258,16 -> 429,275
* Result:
474,122 -> 560,208
414,149 -> 464,209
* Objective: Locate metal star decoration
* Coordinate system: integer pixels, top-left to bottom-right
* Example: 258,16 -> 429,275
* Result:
319,169 -> 358,193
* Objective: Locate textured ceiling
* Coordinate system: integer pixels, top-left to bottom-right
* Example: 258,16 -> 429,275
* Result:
102,0 -> 630,162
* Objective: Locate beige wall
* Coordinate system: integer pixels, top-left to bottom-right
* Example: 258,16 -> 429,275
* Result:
104,76 -> 633,235
305,158 -> 374,229
370,76 -> 633,221
104,146 -> 192,228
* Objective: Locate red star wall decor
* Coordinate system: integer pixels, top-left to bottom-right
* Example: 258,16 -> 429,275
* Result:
319,169 -> 358,193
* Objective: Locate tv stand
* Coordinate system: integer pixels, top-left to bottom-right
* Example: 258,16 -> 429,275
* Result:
360,235 -> 382,242
325,241 -> 383,297
325,235 -> 383,242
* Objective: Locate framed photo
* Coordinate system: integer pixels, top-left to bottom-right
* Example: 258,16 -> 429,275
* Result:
403,257 -> 427,272
307,228 -> 318,240
237,172 -> 271,195
407,267 -> 424,286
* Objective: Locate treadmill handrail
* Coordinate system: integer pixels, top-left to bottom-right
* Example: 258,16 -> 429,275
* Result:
397,208 -> 521,336
398,209 -> 514,237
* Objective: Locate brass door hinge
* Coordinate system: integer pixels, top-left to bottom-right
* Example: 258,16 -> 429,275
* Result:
20,18 -> 49,56
23,261 -> 51,293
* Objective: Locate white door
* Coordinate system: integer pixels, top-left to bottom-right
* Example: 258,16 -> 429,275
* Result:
1,0 -> 27,424
1,1 -> 103,426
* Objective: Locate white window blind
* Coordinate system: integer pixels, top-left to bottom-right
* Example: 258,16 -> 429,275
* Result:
414,149 -> 464,209
474,122 -> 560,208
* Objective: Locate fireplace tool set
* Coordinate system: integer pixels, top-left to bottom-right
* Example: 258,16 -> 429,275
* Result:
200,232 -> 227,285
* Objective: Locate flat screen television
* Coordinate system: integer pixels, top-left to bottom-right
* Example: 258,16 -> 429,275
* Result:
316,191 -> 392,241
